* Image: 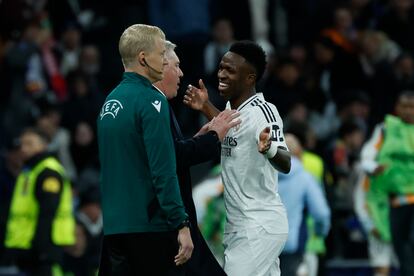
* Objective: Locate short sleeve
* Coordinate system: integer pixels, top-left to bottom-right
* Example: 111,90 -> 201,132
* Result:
254,103 -> 288,150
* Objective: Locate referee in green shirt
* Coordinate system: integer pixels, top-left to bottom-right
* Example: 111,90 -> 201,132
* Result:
97,24 -> 192,275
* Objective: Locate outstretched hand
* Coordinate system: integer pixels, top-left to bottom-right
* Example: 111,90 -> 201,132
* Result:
184,79 -> 209,111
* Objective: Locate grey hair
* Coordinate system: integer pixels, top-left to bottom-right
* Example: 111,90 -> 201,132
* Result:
165,40 -> 177,60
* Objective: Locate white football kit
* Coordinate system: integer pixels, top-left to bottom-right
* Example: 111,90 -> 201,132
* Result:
221,93 -> 289,276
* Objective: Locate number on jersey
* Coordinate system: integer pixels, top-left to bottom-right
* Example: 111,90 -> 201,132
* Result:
270,125 -> 284,142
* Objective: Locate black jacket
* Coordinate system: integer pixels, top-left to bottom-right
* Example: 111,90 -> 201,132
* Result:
168,105 -> 226,276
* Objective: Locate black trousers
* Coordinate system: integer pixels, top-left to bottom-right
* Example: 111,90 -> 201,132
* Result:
102,232 -> 184,276
390,204 -> 414,276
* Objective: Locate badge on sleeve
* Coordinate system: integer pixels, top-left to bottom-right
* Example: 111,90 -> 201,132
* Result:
42,177 -> 61,193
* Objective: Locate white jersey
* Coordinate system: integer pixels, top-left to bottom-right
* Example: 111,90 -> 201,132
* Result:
222,93 -> 288,234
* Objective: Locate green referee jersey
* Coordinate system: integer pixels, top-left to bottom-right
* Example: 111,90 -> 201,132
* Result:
97,72 -> 187,235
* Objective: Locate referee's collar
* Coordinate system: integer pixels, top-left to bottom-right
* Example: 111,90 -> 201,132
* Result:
152,85 -> 167,98
122,72 -> 152,87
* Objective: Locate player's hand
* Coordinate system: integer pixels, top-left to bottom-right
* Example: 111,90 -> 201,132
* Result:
373,164 -> 387,176
209,110 -> 241,141
184,79 -> 209,111
175,227 -> 193,266
258,127 -> 272,154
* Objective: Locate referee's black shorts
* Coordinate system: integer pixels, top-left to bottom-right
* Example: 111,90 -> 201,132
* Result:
99,231 -> 185,276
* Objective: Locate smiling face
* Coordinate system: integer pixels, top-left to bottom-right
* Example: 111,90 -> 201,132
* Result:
217,52 -> 255,103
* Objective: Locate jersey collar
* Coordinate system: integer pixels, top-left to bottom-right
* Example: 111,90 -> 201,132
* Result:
228,93 -> 264,111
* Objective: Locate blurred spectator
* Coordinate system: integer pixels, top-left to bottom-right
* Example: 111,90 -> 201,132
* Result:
324,118 -> 366,259
4,128 -> 75,275
355,155 -> 397,276
62,71 -> 104,131
326,119 -> 366,208
248,0 -> 275,54
0,138 -> 23,265
63,185 -> 102,276
203,18 -> 235,112
279,134 -> 331,276
78,45 -> 102,94
280,0 -> 336,46
359,91 -> 414,276
288,43 -> 310,73
321,5 -> 358,54
307,36 -> 364,141
349,0 -> 383,29
263,58 -> 308,118
193,165 -> 223,226
0,34 -> 13,125
26,16 -> 68,101
149,0 -> 211,136
2,22 -> 41,138
46,0 -> 110,44
285,120 -> 330,276
70,122 -> 99,182
213,0 -> 252,40
201,191 -> 226,265
336,90 -> 371,132
392,53 -> 414,95
56,24 -> 82,76
358,31 -> 400,71
36,101 -> 77,180
148,0 -> 209,80
193,165 -> 226,264
204,18 -> 234,77
307,37 -> 337,114
357,31 -> 400,123
377,0 -> 414,53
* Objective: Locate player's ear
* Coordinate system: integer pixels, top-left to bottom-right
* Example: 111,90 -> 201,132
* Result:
246,73 -> 256,85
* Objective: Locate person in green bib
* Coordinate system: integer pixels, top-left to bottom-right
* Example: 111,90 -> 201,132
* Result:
4,127 -> 75,276
97,24 -> 192,276
360,91 -> 414,276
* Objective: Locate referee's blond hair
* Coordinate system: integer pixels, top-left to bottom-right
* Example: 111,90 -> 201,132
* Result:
119,24 -> 165,68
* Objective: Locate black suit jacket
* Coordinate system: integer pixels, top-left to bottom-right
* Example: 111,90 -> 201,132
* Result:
168,106 -> 226,276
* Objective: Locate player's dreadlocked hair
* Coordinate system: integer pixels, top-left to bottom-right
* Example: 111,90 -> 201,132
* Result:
229,40 -> 267,82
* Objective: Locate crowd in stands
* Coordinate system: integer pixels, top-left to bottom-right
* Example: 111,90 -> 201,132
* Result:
1,0 -> 414,275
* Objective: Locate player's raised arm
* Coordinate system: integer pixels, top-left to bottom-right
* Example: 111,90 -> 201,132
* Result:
184,79 -> 220,120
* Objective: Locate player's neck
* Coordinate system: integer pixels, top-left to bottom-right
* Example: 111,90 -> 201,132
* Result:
230,89 -> 256,110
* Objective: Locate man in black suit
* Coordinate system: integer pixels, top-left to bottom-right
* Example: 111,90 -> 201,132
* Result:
153,40 -> 239,275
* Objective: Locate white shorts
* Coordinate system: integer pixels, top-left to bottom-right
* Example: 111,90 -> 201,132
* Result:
223,226 -> 287,276
367,234 -> 398,267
